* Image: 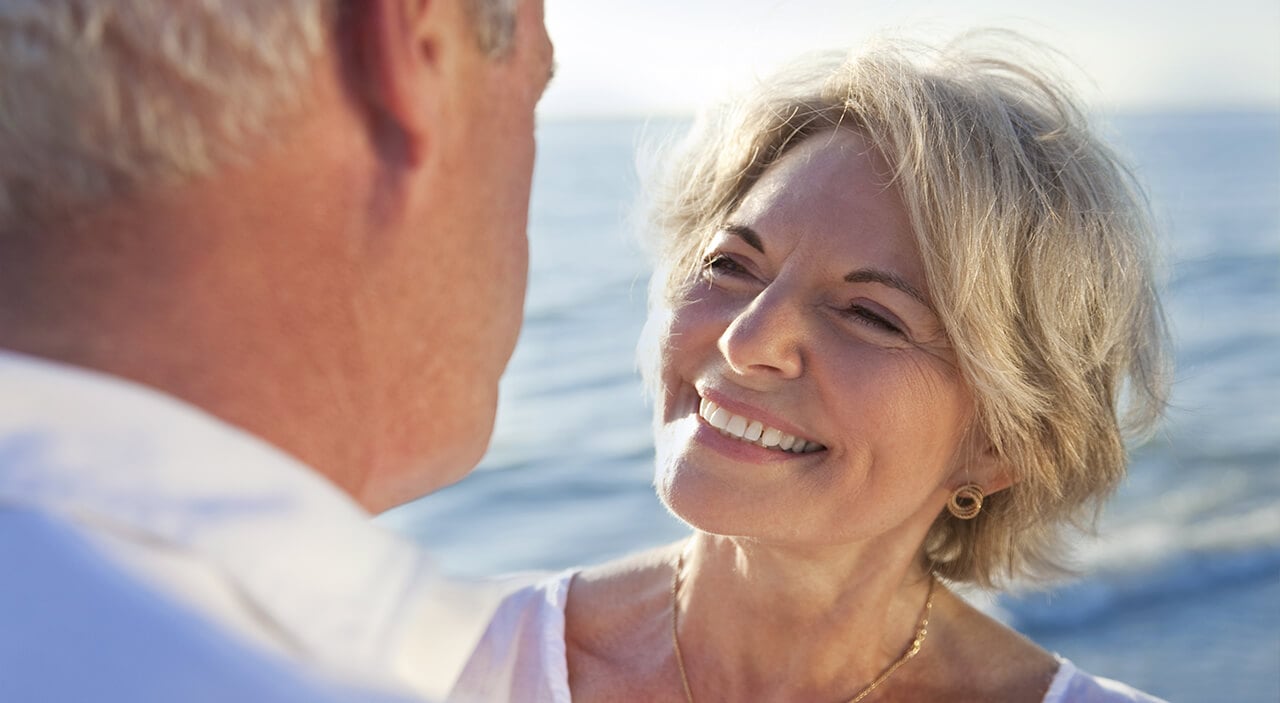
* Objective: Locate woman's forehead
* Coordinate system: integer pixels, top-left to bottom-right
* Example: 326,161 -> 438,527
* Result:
732,131 -> 898,222
732,135 -> 914,245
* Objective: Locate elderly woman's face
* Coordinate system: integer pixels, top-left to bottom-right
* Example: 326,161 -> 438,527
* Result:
653,130 -> 982,547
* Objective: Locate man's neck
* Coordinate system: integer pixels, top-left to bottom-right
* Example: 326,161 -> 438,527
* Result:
0,149 -> 380,508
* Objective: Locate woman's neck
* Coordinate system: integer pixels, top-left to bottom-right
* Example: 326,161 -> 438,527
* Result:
674,533 -> 937,702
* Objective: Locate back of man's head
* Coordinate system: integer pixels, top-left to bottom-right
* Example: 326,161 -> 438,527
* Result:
0,0 -> 520,225
0,0 -> 552,510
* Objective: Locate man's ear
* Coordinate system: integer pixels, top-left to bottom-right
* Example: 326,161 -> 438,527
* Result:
343,0 -> 453,166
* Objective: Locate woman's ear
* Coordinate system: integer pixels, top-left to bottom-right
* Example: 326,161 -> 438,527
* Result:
952,429 -> 1016,497
341,0 -> 455,166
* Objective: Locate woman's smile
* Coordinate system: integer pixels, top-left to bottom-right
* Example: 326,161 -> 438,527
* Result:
701,386 -> 829,453
675,386 -> 831,466
698,396 -> 825,454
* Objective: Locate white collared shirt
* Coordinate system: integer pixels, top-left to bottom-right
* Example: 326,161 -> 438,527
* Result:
0,350 -> 504,702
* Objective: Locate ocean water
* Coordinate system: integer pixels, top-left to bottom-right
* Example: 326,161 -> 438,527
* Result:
381,112 -> 1280,702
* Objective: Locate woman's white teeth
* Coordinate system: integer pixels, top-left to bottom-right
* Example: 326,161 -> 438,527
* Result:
707,406 -> 731,430
698,399 -> 823,453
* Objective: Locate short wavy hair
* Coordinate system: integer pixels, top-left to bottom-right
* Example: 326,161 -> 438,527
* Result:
0,0 -> 517,225
648,32 -> 1170,587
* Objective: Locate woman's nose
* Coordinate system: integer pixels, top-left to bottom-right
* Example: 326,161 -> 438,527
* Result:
717,287 -> 804,380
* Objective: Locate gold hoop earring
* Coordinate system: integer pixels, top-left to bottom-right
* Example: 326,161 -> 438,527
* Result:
947,484 -> 984,520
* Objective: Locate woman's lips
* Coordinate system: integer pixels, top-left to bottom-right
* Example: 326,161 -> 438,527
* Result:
697,395 -> 826,454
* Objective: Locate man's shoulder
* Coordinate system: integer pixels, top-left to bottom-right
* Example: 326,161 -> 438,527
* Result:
0,506 -> 418,703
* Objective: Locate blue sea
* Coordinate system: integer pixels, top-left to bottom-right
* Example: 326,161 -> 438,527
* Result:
382,112 -> 1280,702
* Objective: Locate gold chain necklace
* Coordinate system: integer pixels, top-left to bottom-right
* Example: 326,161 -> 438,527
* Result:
670,547 -> 935,703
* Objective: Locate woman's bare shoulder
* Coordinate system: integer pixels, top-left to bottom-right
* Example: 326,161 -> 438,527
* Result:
563,542 -> 686,701
576,541 -> 684,582
568,542 -> 681,630
564,541 -> 682,674
925,586 -> 1061,702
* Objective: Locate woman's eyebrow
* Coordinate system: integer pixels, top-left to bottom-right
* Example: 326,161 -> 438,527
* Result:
845,269 -> 931,309
720,223 -> 765,253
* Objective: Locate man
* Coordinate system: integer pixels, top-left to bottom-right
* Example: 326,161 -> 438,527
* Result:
0,0 -> 554,700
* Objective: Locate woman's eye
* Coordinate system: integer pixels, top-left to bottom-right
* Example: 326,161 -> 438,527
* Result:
845,304 -> 904,336
700,253 -> 750,278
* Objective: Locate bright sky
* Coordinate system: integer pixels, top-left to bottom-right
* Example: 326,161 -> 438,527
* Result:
539,0 -> 1280,118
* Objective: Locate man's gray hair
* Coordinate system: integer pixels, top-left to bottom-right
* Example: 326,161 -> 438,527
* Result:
0,0 -> 519,227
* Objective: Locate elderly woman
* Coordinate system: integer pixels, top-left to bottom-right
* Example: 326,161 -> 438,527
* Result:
453,33 -> 1169,703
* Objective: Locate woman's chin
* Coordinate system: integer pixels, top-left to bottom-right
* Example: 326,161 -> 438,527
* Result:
655,461 -> 793,541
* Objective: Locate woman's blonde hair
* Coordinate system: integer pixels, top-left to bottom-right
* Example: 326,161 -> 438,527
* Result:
648,32 -> 1170,587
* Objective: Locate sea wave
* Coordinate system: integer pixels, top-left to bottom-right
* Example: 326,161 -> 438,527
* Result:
995,503 -> 1280,633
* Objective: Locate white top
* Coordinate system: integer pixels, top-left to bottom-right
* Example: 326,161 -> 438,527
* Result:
451,571 -> 1170,703
0,351 -> 506,702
